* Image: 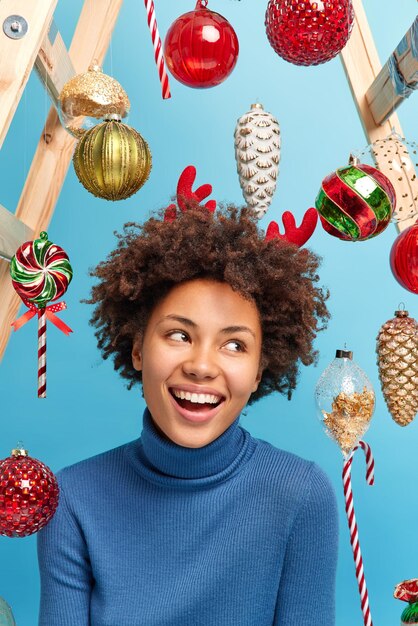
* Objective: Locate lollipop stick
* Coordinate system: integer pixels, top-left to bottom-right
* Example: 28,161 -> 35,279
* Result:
38,308 -> 47,398
342,440 -> 374,626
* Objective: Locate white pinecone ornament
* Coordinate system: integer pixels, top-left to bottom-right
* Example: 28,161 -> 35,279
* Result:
234,103 -> 280,218
376,309 -> 418,426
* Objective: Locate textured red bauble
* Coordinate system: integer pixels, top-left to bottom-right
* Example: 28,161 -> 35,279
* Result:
164,0 -> 239,88
390,221 -> 418,294
0,449 -> 59,538
265,0 -> 354,66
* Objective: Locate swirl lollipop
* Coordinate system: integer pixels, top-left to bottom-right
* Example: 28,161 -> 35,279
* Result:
10,232 -> 73,398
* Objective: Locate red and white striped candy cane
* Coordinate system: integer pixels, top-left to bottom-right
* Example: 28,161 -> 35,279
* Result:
342,440 -> 375,626
144,0 -> 171,99
38,308 -> 47,398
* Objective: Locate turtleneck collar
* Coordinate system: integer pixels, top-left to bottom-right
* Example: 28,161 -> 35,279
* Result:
124,409 -> 256,489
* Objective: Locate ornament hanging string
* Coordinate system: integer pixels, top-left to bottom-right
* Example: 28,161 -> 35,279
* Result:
144,0 -> 171,99
11,299 -> 73,399
342,440 -> 375,626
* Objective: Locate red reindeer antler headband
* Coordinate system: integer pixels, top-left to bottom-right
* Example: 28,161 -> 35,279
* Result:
164,166 -> 318,247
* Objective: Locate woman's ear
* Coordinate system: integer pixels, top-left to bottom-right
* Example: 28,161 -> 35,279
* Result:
252,358 -> 265,393
252,368 -> 263,393
131,336 -> 143,372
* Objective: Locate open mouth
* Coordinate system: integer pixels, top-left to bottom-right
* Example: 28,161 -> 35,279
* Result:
169,388 -> 224,413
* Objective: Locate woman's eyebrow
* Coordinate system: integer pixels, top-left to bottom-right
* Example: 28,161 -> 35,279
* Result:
159,317 -> 256,339
160,315 -> 197,328
220,326 -> 256,339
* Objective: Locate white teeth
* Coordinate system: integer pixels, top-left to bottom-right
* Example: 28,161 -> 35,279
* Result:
172,389 -> 221,404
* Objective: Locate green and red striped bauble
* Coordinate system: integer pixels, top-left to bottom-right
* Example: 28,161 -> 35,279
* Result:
315,162 -> 396,241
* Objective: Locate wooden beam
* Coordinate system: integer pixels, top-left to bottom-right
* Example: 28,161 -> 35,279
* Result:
340,0 -> 418,232
0,0 -> 58,150
35,20 -> 76,110
0,205 -> 33,261
0,0 -> 124,362
366,18 -> 418,125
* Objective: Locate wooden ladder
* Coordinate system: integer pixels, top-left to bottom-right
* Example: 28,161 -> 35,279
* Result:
0,0 -> 416,362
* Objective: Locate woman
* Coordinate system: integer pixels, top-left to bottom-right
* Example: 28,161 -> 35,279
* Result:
38,188 -> 338,625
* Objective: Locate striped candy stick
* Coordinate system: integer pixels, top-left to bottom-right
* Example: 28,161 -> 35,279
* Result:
38,308 -> 47,398
144,0 -> 171,99
342,440 -> 375,626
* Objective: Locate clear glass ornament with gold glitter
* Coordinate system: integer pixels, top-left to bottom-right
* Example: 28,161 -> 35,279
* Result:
58,63 -> 130,138
315,349 -> 375,458
354,130 -> 418,227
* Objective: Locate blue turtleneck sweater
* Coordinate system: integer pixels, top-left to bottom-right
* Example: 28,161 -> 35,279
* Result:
37,410 -> 338,625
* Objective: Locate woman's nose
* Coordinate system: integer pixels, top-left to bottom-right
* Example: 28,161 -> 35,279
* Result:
182,346 -> 219,379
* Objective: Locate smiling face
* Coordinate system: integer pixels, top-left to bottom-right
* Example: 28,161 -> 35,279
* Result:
131,278 -> 263,448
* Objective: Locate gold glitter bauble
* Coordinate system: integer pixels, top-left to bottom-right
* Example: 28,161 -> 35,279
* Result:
376,309 -> 418,427
73,116 -> 152,201
59,65 -> 130,136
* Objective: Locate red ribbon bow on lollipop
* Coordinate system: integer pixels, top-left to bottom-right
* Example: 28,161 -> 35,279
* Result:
11,299 -> 73,335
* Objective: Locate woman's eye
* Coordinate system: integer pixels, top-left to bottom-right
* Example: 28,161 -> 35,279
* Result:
224,340 -> 245,352
168,331 -> 189,342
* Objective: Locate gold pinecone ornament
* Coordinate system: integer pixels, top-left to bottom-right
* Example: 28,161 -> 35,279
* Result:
376,309 -> 418,426
73,115 -> 152,201
234,103 -> 281,218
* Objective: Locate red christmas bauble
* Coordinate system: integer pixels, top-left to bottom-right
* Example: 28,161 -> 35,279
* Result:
0,448 -> 59,538
164,0 -> 239,88
390,222 -> 418,294
265,0 -> 354,66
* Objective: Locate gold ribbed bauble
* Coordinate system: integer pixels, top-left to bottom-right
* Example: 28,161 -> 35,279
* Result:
73,115 -> 152,201
59,64 -> 130,137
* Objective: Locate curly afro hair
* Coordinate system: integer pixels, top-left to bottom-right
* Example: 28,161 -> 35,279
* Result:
87,204 -> 329,403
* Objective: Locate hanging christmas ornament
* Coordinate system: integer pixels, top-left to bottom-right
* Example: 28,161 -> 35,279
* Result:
376,309 -> 418,427
390,222 -> 418,294
315,349 -> 375,458
265,0 -> 354,66
0,445 -> 59,538
59,64 -> 130,137
315,156 -> 396,241
10,231 -> 73,398
164,0 -> 239,89
315,349 -> 376,626
234,103 -> 281,218
0,597 -> 16,626
354,131 -> 418,226
143,0 -> 171,99
73,114 -> 152,201
395,580 -> 418,625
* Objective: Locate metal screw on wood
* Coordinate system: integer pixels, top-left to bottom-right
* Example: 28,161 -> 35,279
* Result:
3,15 -> 28,39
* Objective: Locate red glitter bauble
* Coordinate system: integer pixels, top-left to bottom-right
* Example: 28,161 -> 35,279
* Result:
265,0 -> 354,66
0,448 -> 59,538
164,0 -> 239,88
390,222 -> 418,294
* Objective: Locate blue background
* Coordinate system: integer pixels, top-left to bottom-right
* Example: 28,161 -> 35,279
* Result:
0,1 -> 417,623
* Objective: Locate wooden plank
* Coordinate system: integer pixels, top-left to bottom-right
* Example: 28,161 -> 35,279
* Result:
0,0 -> 58,150
0,0 -> 124,362
0,205 -> 33,261
340,0 -> 418,232
366,18 -> 418,125
35,20 -> 76,110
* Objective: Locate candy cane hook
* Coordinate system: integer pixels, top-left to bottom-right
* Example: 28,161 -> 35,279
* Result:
342,440 -> 375,626
144,0 -> 171,99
